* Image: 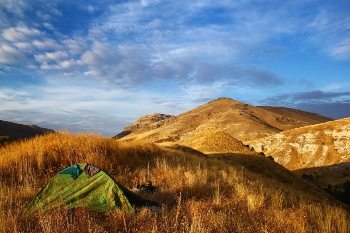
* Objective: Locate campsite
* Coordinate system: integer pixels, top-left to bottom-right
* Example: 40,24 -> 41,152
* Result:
0,132 -> 349,232
1,0 -> 350,232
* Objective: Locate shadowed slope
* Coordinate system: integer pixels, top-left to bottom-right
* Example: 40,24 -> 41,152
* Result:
0,120 -> 53,140
295,163 -> 350,204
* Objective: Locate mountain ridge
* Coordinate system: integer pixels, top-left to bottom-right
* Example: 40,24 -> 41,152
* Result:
0,119 -> 53,141
115,98 -> 332,155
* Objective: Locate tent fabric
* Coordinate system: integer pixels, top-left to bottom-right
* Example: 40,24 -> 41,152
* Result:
27,164 -> 158,214
85,164 -> 100,178
57,164 -> 82,179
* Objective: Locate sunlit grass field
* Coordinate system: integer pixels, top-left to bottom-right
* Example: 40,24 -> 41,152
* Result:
0,133 -> 349,232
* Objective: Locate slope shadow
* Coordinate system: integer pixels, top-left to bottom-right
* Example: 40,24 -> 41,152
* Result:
294,162 -> 350,205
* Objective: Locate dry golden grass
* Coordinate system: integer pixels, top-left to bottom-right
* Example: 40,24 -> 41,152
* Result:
0,132 -> 349,233
179,130 -> 256,154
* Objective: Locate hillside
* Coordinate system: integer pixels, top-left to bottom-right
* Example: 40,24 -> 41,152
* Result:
113,113 -> 174,139
0,133 -> 348,232
295,163 -> 350,205
0,120 -> 53,142
117,98 -> 330,153
259,106 -> 332,124
247,118 -> 350,170
178,130 -> 257,154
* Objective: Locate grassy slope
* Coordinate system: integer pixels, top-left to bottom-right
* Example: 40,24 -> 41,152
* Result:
177,130 -> 258,154
0,133 -> 349,233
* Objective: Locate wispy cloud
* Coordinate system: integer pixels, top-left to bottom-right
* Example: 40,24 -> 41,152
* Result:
306,9 -> 350,60
264,90 -> 350,104
262,90 -> 350,119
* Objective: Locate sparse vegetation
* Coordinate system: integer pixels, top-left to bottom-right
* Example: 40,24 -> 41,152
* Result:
0,135 -> 13,146
0,132 -> 349,232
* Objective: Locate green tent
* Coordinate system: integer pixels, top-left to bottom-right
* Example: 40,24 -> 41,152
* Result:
27,164 -> 159,214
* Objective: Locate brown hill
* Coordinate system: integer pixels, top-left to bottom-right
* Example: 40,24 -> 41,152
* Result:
117,98 -> 329,152
113,113 -> 174,139
259,106 -> 332,124
178,130 -> 257,154
0,120 -> 53,141
247,118 -> 350,170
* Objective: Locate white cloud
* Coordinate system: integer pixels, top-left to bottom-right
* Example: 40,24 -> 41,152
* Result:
32,38 -> 61,50
42,22 -> 54,30
59,59 -> 77,69
63,38 -> 87,55
140,0 -> 161,8
306,10 -> 350,60
328,39 -> 350,60
34,51 -> 68,63
14,41 -> 32,50
0,0 -> 28,16
2,25 -> 41,42
0,43 -> 24,64
86,5 -> 97,13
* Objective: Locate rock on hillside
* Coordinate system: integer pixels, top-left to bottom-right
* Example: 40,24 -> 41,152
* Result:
247,118 -> 350,170
117,97 -> 329,145
113,113 -> 174,139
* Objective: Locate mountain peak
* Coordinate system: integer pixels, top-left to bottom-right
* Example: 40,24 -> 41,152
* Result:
115,98 -> 332,151
209,97 -> 240,103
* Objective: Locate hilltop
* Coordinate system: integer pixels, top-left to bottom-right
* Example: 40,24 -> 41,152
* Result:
116,98 -> 331,154
247,118 -> 350,170
0,133 -> 348,232
113,113 -> 174,139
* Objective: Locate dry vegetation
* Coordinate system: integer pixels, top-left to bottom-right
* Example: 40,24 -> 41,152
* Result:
0,132 -> 349,233
178,130 -> 256,154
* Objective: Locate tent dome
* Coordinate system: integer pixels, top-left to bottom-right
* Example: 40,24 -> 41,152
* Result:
27,164 -> 158,214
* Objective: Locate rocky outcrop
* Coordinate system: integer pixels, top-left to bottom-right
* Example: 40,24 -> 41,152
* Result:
247,118 -> 350,170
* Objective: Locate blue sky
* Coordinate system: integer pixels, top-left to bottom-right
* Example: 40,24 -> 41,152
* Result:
0,0 -> 349,135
